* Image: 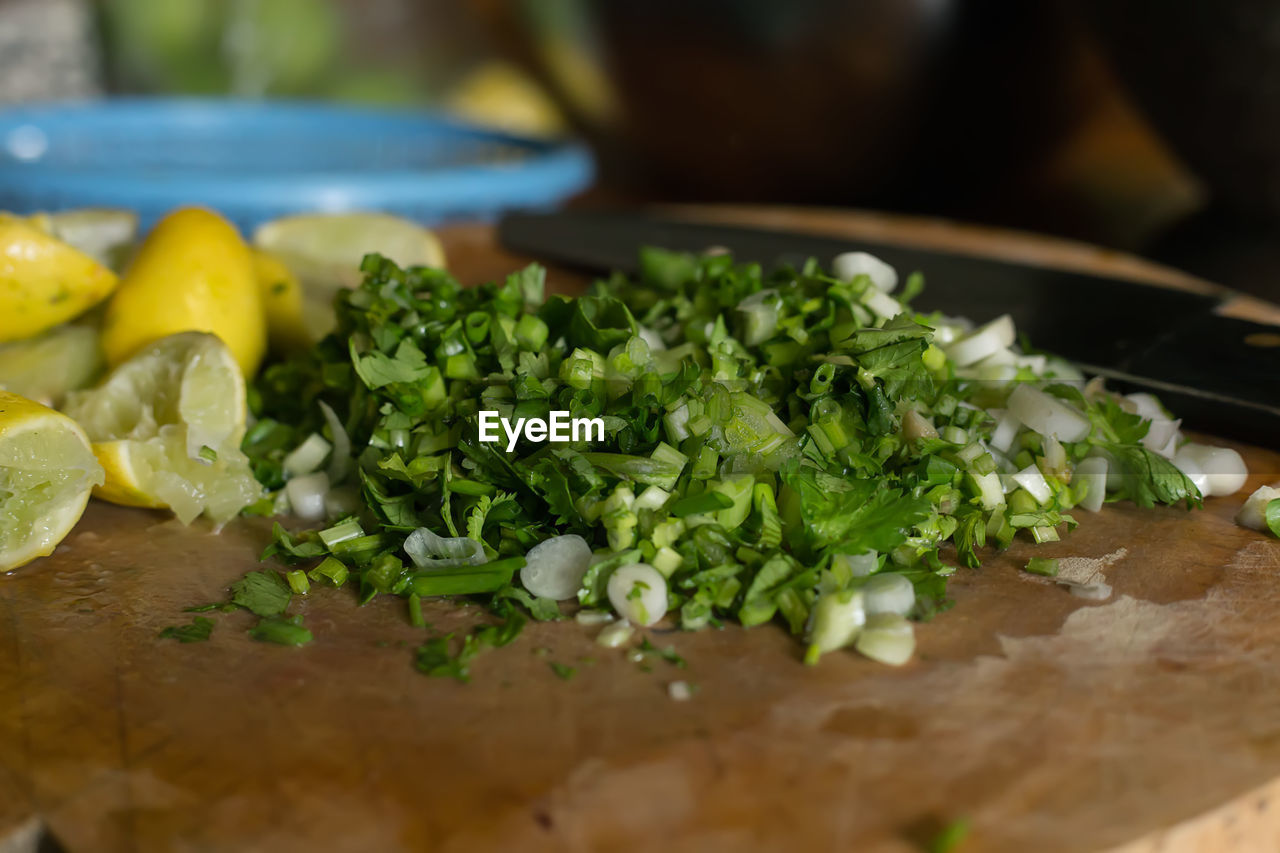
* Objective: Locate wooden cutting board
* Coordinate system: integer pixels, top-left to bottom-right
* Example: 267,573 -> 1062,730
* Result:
3,207 -> 1280,853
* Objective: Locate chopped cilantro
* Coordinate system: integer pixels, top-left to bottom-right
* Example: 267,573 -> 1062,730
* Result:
159,616 -> 214,643
230,570 -> 293,617
549,662 -> 576,680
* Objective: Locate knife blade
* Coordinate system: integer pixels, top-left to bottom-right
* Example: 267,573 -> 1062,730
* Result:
498,210 -> 1280,448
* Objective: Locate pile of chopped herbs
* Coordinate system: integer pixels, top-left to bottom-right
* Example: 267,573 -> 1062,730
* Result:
165,249 -> 1200,676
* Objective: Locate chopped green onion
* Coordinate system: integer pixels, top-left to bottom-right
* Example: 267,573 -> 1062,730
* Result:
249,615 -> 313,646
308,556 -> 349,587
1024,557 -> 1059,577
285,569 -> 311,595
318,517 -> 364,549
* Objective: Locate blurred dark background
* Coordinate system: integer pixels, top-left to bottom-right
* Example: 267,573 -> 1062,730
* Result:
2,0 -> 1277,299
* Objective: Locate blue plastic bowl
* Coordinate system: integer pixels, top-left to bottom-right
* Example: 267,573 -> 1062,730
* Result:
0,98 -> 594,231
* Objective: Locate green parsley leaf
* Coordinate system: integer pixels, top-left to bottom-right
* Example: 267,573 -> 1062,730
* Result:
1102,443 -> 1201,509
230,570 -> 293,617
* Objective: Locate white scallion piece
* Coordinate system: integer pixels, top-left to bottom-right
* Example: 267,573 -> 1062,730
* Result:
1125,392 -> 1168,422
1006,383 -> 1090,442
636,324 -> 666,351
284,471 -> 329,521
1015,353 -> 1048,373
667,680 -> 693,701
606,563 -> 668,626
989,409 -> 1021,454
970,470 -> 1006,510
976,347 -> 1017,367
1175,444 -> 1248,497
862,573 -> 915,617
318,400 -> 352,485
282,432 -> 331,477
965,359 -> 1018,384
520,534 -> 593,600
575,609 -> 613,626
1012,464 -> 1053,505
832,551 -> 879,578
1041,436 -> 1066,473
404,527 -> 486,569
1073,456 -> 1109,512
930,315 -> 974,346
944,314 -> 1016,367
901,410 -> 938,441
1141,417 -> 1181,459
861,287 -> 904,320
854,613 -> 916,666
807,589 -> 866,655
1170,447 -> 1210,497
1237,485 -> 1280,531
833,251 -> 898,292
1153,427 -> 1181,459
596,619 -> 635,648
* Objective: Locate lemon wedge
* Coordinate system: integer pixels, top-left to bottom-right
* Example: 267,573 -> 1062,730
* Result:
252,212 -> 446,337
0,324 -> 104,407
252,247 -> 313,355
101,207 -> 266,377
0,390 -> 103,571
0,213 -> 119,344
63,332 -> 263,525
26,208 -> 139,270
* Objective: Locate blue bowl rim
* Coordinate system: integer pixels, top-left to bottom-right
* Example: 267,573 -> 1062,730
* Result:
0,97 -> 594,211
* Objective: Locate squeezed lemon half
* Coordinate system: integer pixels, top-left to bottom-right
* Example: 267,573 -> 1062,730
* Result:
63,332 -> 263,525
253,212 -> 446,337
0,390 -> 103,571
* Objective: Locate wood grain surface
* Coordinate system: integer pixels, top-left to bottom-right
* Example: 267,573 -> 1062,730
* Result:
3,208 -> 1280,853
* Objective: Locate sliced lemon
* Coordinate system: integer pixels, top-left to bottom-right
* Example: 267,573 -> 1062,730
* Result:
26,208 -> 139,270
0,213 -> 119,344
0,324 -> 104,407
101,207 -> 266,376
0,390 -> 104,571
62,332 -> 263,525
253,212 -> 446,337
252,247 -> 313,355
